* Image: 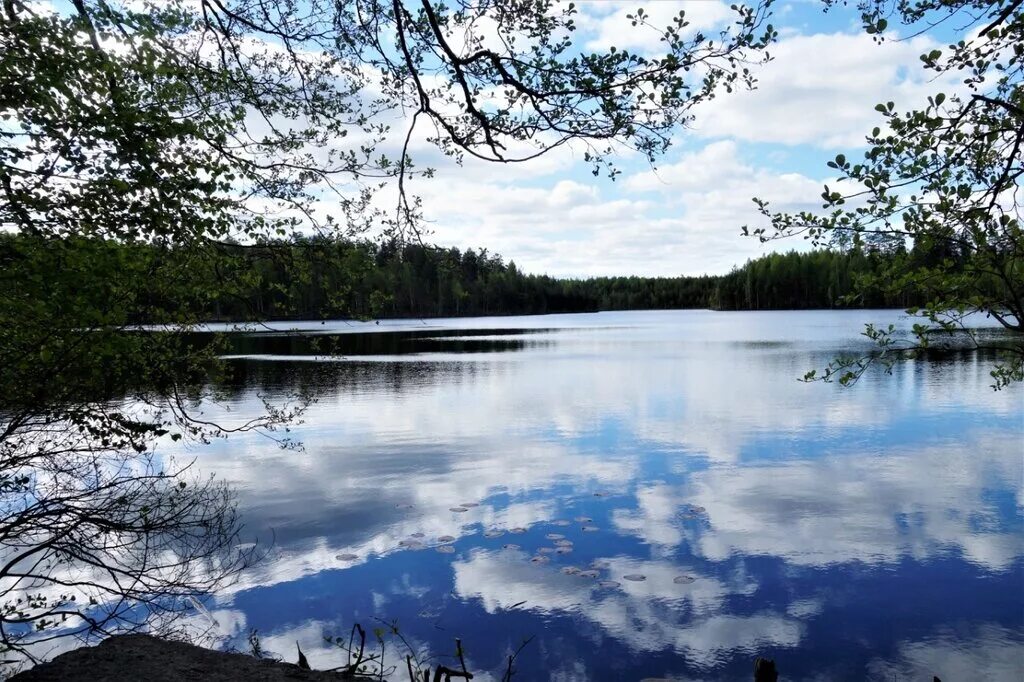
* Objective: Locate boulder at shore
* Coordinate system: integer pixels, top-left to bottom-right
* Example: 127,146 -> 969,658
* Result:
10,634 -> 356,681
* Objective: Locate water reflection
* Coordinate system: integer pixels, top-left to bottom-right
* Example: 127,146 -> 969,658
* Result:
180,311 -> 1022,680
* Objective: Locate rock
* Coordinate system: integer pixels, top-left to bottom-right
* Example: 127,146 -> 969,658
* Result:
10,634 -> 366,681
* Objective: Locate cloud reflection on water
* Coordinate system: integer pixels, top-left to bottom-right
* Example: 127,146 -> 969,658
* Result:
180,311 -> 1021,679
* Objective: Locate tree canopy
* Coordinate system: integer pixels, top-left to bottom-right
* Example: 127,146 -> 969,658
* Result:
750,0 -> 1024,386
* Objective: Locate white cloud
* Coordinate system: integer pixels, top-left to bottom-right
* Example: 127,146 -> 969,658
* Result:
581,1 -> 735,53
692,32 -> 962,148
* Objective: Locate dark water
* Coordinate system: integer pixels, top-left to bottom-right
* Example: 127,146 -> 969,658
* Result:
186,310 -> 1023,680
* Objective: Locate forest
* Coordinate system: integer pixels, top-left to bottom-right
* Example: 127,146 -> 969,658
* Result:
198,237 -> 940,319
0,233 -> 938,323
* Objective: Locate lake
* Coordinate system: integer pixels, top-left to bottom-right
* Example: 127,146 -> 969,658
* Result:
185,310 -> 1023,680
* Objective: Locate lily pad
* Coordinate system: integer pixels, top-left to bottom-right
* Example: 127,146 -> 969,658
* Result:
502,543 -> 521,550
673,575 -> 696,584
449,507 -> 469,513
335,553 -> 359,561
554,539 -> 574,547
561,566 -> 581,575
598,580 -> 621,588
555,546 -> 573,554
578,570 -> 600,579
410,532 -> 425,538
530,555 -> 550,564
551,519 -> 571,526
623,574 -> 647,582
460,502 -> 480,508
398,539 -> 424,549
581,525 -> 600,532
545,533 -> 565,540
437,535 -> 456,543
436,545 -> 455,554
508,527 -> 527,534
483,529 -> 505,538
574,516 -> 593,523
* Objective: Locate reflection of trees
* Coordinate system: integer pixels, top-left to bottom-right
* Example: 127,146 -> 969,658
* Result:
0,398 -> 263,663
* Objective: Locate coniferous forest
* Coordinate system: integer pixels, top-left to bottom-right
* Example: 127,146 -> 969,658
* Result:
195,237 -> 940,320
1,233 -> 940,323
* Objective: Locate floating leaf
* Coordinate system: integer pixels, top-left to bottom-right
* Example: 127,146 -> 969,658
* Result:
554,539 -> 574,547
537,547 -> 556,554
574,516 -> 593,523
561,566 -> 581,575
502,543 -> 521,550
435,545 -> 455,554
578,570 -> 600,579
335,553 -> 358,561
597,580 -> 621,588
673,575 -> 696,585
395,503 -> 414,510
590,559 -> 611,570
581,525 -> 599,532
508,527 -> 527,534
545,533 -> 565,540
437,535 -> 456,543
623,574 -> 647,582
459,502 -> 480,508
555,546 -> 573,554
449,507 -> 469,513
398,539 -> 424,549
550,519 -> 571,526
483,529 -> 505,538
410,532 -> 425,539
530,555 -> 550,564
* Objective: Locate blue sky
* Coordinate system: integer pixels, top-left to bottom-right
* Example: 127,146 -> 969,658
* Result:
397,0 -> 963,278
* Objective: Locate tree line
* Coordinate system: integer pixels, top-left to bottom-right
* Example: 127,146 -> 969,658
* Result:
0,233 -> 943,323
202,237 -> 946,319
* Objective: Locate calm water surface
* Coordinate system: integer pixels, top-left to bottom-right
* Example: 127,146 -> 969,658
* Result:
188,310 -> 1023,680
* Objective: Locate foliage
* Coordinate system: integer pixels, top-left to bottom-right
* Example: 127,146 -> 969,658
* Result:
749,0 -> 1024,387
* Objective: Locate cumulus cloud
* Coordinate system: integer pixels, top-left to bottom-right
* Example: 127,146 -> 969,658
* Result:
580,1 -> 735,53
691,31 -> 962,148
